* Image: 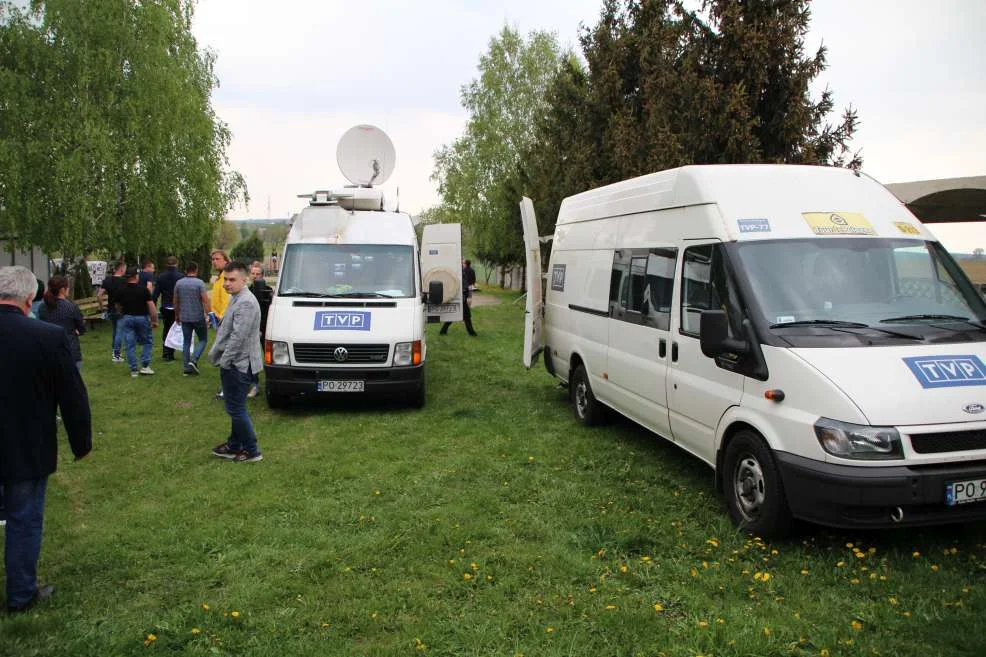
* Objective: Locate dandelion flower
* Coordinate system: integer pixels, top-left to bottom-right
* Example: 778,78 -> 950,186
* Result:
546,626 -> 555,633
889,596 -> 898,606
931,565 -> 940,572
762,627 -> 771,637
690,568 -> 698,577
201,603 -> 209,611
821,650 -> 830,657
836,561 -> 846,567
191,628 -> 201,635
144,634 -> 157,646
912,551 -> 921,558
851,620 -> 862,631
698,620 -> 709,628
850,578 -> 860,585
706,538 -> 720,548
800,569 -> 810,576
415,637 -> 427,651
846,542 -> 854,548
653,603 -> 664,613
231,611 -> 240,619
463,573 -> 472,581
470,562 -> 479,572
620,565 -> 628,573
606,604 -> 618,610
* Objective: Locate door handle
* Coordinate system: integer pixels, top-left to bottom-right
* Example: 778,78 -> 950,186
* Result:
671,342 -> 678,362
659,338 -> 666,358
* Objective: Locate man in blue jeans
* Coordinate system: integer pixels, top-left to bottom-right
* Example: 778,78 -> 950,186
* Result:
97,260 -> 127,361
173,261 -> 212,375
117,266 -> 158,378
208,260 -> 264,463
0,266 -> 92,613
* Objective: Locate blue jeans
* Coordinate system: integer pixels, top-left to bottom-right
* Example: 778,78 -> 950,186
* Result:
221,366 -> 260,456
181,321 -> 208,369
121,315 -> 152,371
108,310 -> 123,356
4,477 -> 48,609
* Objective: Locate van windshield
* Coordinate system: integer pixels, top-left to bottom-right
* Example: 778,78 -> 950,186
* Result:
278,244 -> 415,298
731,238 -> 986,330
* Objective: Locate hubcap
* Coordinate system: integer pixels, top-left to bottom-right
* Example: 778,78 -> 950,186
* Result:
575,381 -> 588,417
733,455 -> 765,520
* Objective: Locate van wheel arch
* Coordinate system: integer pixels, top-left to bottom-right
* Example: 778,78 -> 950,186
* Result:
719,426 -> 793,538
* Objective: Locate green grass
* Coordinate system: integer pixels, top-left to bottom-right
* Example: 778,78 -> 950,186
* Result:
2,288 -> 985,656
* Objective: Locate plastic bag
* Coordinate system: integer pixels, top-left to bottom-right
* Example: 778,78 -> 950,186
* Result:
164,322 -> 186,352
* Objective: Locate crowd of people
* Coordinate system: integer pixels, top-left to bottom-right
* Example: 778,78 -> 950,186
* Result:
0,253 -> 273,613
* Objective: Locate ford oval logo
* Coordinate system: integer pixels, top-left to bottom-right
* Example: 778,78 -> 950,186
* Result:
963,403 -> 985,414
333,347 -> 348,362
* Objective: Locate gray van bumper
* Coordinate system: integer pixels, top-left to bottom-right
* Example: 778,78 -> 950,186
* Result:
776,451 -> 986,529
265,364 -> 424,398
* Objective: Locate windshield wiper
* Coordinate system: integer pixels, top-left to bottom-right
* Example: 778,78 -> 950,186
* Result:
330,292 -> 396,298
769,319 -> 869,329
880,314 -> 970,323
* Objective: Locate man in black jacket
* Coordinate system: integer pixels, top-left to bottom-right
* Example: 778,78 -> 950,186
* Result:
153,256 -> 184,361
0,266 -> 92,613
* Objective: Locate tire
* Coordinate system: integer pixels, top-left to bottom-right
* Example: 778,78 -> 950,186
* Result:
722,430 -> 792,538
265,385 -> 288,410
570,364 -> 605,426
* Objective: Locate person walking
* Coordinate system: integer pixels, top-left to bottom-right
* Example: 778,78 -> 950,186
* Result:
152,256 -> 184,362
97,261 -> 126,361
210,250 -> 230,399
247,262 -> 273,398
209,261 -> 264,463
439,260 -> 478,337
138,259 -> 156,292
173,261 -> 211,376
36,275 -> 86,370
0,265 -> 91,614
118,266 -> 158,378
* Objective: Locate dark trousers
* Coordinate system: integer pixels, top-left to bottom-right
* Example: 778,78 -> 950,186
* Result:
221,366 -> 260,456
440,299 -> 476,335
161,307 -> 176,359
4,477 -> 48,609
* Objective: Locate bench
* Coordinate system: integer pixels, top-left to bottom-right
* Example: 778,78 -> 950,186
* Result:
75,296 -> 106,330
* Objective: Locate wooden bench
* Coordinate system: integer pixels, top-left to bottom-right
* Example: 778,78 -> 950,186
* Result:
75,296 -> 106,330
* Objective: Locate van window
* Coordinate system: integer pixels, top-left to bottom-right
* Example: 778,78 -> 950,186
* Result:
681,244 -> 739,336
609,248 -> 677,329
279,244 -> 415,298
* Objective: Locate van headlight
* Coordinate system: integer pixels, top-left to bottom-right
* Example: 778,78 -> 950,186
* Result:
814,418 -> 903,460
266,340 -> 289,365
394,341 -> 421,367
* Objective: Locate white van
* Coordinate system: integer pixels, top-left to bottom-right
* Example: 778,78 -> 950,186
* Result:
263,126 -> 447,409
521,164 -> 986,536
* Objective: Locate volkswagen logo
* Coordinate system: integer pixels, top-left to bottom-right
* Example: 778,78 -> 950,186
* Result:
333,347 -> 348,362
963,403 -> 985,414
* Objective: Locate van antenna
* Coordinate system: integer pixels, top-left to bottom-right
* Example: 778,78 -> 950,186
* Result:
396,185 -> 400,212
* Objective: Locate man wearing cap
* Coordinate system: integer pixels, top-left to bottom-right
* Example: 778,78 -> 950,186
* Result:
117,266 -> 159,378
0,265 -> 91,613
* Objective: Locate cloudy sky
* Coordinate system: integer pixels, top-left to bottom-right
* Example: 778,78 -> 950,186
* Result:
191,0 -> 986,251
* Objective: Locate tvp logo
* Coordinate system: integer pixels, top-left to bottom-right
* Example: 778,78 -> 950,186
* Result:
314,311 -> 372,332
904,355 -> 986,388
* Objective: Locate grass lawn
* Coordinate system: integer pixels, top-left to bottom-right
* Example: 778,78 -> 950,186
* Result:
2,288 -> 985,656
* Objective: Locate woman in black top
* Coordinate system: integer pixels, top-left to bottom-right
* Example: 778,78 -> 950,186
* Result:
37,275 -> 86,369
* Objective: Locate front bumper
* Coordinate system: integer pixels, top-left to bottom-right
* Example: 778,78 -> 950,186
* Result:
264,363 -> 424,399
777,451 -> 986,529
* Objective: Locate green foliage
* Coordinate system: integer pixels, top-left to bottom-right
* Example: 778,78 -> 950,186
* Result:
230,230 -> 264,262
213,220 -> 240,251
6,293 -> 986,656
432,25 -> 565,272
0,0 -> 247,257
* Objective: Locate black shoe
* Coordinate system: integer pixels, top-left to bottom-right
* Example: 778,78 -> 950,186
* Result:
233,450 -> 263,463
7,585 -> 54,614
211,442 -> 237,459
468,331 -> 478,337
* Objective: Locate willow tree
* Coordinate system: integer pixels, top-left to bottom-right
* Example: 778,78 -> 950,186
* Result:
0,0 -> 246,257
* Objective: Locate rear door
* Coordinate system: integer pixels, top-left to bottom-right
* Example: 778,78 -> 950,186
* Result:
520,197 -> 544,368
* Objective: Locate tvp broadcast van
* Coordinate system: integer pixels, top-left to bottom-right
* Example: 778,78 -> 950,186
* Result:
520,164 -> 986,536
263,125 -> 453,409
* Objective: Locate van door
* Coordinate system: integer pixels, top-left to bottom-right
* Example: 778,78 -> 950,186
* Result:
605,247 -> 677,438
520,197 -> 544,368
668,242 -> 745,465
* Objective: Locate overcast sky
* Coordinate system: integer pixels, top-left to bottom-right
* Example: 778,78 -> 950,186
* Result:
191,0 -> 986,252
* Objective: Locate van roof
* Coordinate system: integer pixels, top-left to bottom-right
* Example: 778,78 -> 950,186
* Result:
287,205 -> 416,246
555,164 -> 929,242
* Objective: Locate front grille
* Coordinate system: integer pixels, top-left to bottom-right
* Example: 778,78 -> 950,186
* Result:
910,430 -> 986,454
293,343 -> 390,364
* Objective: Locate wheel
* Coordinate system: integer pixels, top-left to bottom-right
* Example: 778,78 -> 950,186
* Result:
570,364 -> 605,426
265,385 -> 288,410
722,430 -> 792,538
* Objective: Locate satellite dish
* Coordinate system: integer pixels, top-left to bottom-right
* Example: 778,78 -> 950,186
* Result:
337,125 -> 396,187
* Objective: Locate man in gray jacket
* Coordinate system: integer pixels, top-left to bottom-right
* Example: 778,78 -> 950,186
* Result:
208,261 -> 264,463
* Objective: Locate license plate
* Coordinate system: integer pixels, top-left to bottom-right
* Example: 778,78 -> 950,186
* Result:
428,303 -> 459,314
317,380 -> 364,392
946,478 -> 986,506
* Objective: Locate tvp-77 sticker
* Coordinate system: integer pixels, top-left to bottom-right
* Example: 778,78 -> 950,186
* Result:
802,212 -> 876,236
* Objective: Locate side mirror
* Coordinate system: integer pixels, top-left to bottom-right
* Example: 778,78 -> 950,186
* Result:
700,310 -> 748,358
427,280 -> 444,304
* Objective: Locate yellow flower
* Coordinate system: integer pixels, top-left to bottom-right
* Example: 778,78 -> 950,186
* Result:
463,573 -> 472,581
698,620 -> 709,628
642,556 -> 652,562
201,603 -> 209,611
889,596 -> 898,606
912,551 -> 921,558
415,637 -> 427,651
846,542 -> 854,548
528,456 -> 535,462
850,578 -> 860,585
620,564 -> 628,573
800,569 -> 810,576
868,547 -> 877,555
821,650 -> 830,657
836,561 -> 845,567
373,488 -> 380,496
762,627 -> 771,637
855,552 -> 866,559
706,538 -> 720,548
191,628 -> 201,635
546,626 -> 555,633
231,610 -> 240,619
931,565 -> 940,572
653,603 -> 664,613
589,587 -> 597,593
902,611 -> 912,617
690,568 -> 698,577
851,620 -> 862,631
470,562 -> 479,572
143,634 -> 157,646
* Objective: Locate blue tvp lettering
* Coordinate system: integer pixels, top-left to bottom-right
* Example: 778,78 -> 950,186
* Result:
904,355 -> 986,388
314,311 -> 372,331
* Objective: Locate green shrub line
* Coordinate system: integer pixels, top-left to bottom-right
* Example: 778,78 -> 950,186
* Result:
2,288 -> 984,656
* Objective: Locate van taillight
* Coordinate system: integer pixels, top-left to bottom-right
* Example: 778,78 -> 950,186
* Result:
413,340 -> 422,366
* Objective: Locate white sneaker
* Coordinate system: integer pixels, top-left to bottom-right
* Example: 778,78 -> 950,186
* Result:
247,385 -> 259,398
131,371 -> 139,378
112,354 -> 123,363
139,366 -> 155,376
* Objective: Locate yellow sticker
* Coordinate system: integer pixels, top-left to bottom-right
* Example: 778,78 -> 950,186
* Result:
801,212 -> 876,236
894,221 -> 921,236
